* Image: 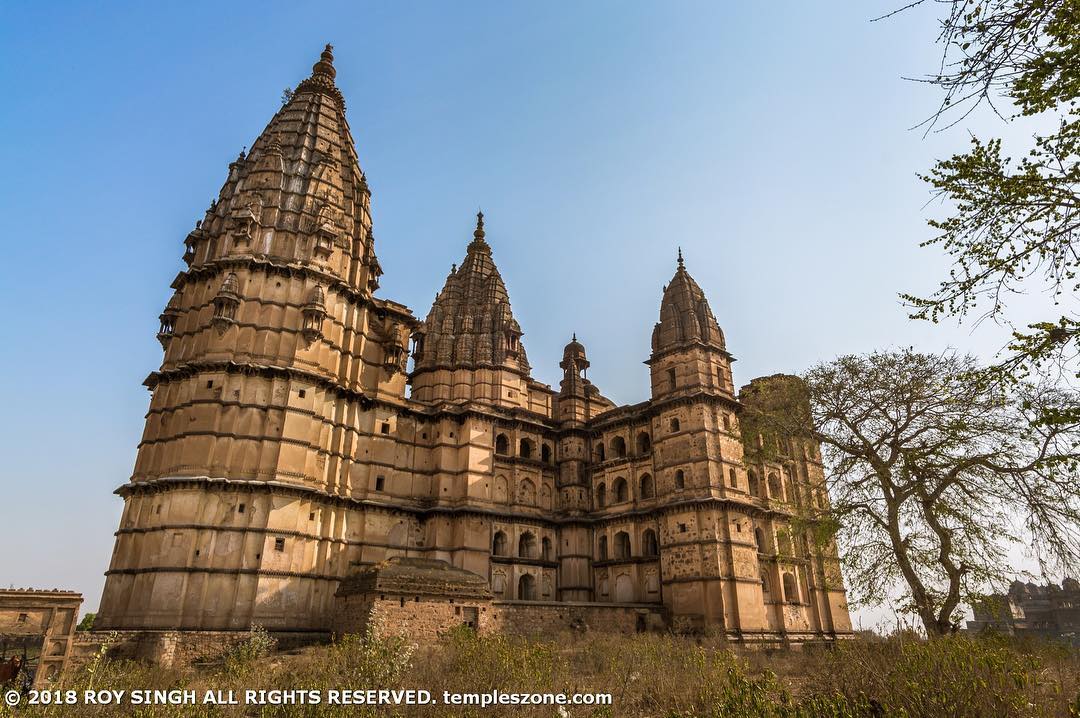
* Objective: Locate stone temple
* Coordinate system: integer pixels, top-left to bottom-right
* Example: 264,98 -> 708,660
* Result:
96,46 -> 852,642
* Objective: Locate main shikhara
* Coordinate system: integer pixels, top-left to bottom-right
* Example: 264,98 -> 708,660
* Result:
98,46 -> 851,641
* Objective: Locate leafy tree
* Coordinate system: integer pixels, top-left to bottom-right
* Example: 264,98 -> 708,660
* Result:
76,612 -> 95,631
897,0 -> 1080,394
744,349 -> 1080,636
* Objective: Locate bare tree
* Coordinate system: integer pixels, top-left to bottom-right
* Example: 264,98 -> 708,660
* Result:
744,349 -> 1080,636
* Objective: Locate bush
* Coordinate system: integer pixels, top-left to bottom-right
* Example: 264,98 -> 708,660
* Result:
1,629 -> 1075,717
801,633 -> 1079,717
221,624 -> 277,676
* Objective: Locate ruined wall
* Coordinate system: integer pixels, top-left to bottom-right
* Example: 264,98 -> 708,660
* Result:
490,601 -> 667,635
0,589 -> 82,686
71,630 -> 329,671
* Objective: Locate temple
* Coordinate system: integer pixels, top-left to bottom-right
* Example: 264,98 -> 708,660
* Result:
97,46 -> 851,642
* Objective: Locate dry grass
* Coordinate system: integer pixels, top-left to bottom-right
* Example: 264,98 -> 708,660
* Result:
2,628 -> 1079,717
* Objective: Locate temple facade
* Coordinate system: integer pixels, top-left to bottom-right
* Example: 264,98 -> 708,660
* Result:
97,46 -> 851,641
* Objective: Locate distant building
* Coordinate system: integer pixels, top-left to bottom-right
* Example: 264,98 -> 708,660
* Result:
968,579 -> 1080,644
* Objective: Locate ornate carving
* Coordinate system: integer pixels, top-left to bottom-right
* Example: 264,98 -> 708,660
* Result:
211,273 -> 241,332
301,285 -> 326,342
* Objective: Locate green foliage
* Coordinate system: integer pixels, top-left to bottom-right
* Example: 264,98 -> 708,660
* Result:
221,624 -> 276,676
899,0 -> 1080,399
76,612 -> 95,632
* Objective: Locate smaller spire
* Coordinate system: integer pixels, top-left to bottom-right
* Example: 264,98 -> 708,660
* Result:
677,246 -> 684,270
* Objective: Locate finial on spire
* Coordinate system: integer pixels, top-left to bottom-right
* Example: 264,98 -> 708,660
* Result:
572,332 -> 577,342
473,210 -> 486,242
677,246 -> 684,269
311,43 -> 337,80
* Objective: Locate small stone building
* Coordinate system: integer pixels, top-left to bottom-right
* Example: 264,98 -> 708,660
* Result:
0,589 -> 82,686
333,557 -> 493,639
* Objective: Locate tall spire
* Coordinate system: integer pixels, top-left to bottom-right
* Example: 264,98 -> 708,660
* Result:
178,45 -> 375,293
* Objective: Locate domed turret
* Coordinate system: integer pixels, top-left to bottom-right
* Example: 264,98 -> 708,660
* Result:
652,248 -> 725,355
157,293 -> 183,349
647,250 -> 734,399
561,333 -> 589,372
211,273 -> 241,331
302,285 -> 327,342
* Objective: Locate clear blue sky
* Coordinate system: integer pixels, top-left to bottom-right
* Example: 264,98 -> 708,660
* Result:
0,1 -> 1045,627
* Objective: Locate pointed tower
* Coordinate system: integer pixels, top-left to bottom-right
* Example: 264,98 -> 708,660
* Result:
97,47 -> 417,632
410,212 -> 535,408
640,250 -> 759,630
648,249 -> 734,399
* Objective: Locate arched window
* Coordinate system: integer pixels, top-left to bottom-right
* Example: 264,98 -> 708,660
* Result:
518,532 -> 537,558
761,571 -> 770,594
748,470 -> 760,497
542,537 -> 552,561
674,469 -> 685,490
614,531 -> 631,559
595,443 -> 606,462
596,482 -> 607,508
728,468 -> 737,488
782,573 -> 798,603
667,367 -> 677,390
519,438 -> 534,459
639,474 -> 654,499
636,432 -> 651,455
768,472 -> 783,500
492,531 -> 507,556
598,535 -> 608,560
541,443 -> 552,464
643,529 -> 659,557
611,436 -> 627,458
518,574 -> 536,601
754,527 -> 765,552
613,477 -> 629,503
722,413 -> 731,431
495,434 -> 509,456
670,417 -> 681,432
